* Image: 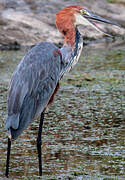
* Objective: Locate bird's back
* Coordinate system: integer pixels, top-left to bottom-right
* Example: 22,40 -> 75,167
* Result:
6,42 -> 62,139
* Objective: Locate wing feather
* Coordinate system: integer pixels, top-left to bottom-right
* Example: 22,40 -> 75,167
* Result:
6,42 -> 62,139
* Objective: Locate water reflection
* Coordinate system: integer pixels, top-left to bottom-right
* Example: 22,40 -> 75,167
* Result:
0,40 -> 125,179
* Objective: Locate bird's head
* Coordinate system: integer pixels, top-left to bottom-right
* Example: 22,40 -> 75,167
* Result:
56,5 -> 120,40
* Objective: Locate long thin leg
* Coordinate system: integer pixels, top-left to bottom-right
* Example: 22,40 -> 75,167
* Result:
37,112 -> 44,176
5,138 -> 11,178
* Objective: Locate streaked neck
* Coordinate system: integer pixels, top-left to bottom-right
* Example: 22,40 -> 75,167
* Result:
60,27 -> 83,78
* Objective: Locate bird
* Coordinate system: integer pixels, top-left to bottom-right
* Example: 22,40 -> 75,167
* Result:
5,5 -> 120,178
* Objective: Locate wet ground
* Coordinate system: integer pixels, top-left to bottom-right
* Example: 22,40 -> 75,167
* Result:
0,38 -> 125,179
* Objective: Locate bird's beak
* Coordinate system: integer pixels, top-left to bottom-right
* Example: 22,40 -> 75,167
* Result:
82,9 -> 120,36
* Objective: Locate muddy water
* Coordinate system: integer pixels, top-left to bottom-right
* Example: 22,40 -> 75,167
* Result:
0,39 -> 125,179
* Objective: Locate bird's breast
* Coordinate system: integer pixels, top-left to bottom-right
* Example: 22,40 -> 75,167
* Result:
71,38 -> 83,68
47,81 -> 60,106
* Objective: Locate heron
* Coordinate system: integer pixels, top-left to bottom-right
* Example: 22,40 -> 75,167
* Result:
5,5 -> 120,178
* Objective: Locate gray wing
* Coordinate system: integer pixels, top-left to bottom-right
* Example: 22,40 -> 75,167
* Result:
5,42 -> 62,139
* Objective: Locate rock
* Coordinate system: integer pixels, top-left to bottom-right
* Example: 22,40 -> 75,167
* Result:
0,0 -> 125,46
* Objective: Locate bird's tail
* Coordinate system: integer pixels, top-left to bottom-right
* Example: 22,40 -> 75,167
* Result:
5,114 -> 20,139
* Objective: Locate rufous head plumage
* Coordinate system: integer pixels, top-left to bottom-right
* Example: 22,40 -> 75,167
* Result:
56,5 -> 120,46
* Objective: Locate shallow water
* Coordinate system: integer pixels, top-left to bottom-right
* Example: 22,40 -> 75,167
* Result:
0,39 -> 125,179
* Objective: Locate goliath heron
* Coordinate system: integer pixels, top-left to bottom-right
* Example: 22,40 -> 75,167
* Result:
5,5 -> 120,177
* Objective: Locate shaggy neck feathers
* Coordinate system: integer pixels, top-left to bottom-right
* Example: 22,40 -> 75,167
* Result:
59,27 -> 83,78
56,6 -> 82,47
56,6 -> 83,79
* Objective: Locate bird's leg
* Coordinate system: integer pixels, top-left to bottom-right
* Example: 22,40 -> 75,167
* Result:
5,137 -> 11,178
37,112 -> 44,176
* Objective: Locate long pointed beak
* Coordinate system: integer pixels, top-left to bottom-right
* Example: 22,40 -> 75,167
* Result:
84,11 -> 120,27
83,9 -> 121,36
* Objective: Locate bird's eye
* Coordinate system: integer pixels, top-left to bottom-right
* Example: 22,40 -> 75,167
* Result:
80,9 -> 90,16
80,9 -> 87,15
